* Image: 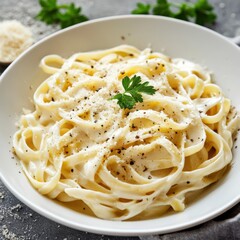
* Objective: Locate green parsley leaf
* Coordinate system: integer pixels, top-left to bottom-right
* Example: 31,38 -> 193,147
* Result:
174,3 -> 195,21
153,0 -> 174,17
126,75 -> 142,91
39,0 -> 57,9
132,3 -> 151,14
36,0 -> 88,28
111,75 -> 157,109
58,4 -> 88,28
36,0 -> 59,24
194,0 -> 217,25
121,94 -> 137,109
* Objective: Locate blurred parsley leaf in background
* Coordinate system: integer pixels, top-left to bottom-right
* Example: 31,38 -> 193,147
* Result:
132,0 -> 217,26
36,0 -> 88,28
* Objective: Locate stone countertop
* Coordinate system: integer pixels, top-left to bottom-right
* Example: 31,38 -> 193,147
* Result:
0,0 -> 240,239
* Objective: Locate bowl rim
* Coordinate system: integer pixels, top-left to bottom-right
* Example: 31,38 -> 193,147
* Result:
0,15 -> 240,236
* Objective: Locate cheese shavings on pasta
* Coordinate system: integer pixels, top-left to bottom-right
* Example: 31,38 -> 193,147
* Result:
13,45 -> 240,220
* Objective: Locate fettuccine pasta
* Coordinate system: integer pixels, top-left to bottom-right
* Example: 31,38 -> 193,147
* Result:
13,45 -> 240,220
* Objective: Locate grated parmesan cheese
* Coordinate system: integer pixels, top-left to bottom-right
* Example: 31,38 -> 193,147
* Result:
0,20 -> 33,63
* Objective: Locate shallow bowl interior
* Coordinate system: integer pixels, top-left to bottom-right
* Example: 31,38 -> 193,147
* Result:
0,15 -> 240,236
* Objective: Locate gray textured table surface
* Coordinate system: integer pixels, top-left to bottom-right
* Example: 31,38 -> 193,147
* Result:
0,0 -> 240,239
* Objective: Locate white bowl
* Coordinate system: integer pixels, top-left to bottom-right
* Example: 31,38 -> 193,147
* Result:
0,15 -> 240,236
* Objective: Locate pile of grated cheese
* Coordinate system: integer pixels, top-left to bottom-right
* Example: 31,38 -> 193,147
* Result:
0,20 -> 33,63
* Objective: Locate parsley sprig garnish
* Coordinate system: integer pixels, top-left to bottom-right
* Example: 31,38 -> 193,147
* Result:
111,75 -> 157,109
132,0 -> 217,26
36,0 -> 88,29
